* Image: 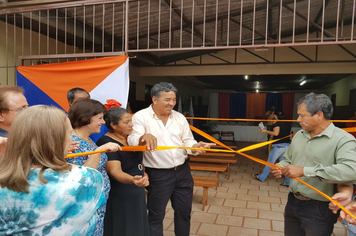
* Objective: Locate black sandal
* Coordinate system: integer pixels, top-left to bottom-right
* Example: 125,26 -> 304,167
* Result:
254,173 -> 262,182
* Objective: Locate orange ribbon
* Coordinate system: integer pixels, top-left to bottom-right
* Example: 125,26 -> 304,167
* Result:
186,117 -> 356,123
66,146 -> 148,158
189,125 -> 356,220
64,125 -> 356,220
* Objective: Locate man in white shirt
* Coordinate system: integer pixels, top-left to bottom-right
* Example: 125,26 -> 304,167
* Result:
128,82 -> 214,236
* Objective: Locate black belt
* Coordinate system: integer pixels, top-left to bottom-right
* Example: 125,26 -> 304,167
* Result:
171,162 -> 185,171
291,192 -> 312,201
146,160 -> 187,171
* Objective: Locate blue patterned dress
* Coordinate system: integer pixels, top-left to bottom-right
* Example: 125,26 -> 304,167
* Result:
66,135 -> 110,236
0,166 -> 105,235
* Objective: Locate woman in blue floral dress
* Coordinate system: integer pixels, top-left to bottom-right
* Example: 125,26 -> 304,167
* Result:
0,105 -> 105,235
67,99 -> 120,236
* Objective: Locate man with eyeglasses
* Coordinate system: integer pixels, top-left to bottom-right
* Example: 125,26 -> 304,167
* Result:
0,86 -> 28,137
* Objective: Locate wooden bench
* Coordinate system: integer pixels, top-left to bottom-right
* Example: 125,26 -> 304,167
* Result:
194,152 -> 236,158
189,162 -> 227,189
193,176 -> 219,211
189,152 -> 237,179
214,145 -> 237,150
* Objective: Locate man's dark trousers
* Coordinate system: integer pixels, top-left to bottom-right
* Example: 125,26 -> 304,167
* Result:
284,192 -> 339,236
145,161 -> 193,236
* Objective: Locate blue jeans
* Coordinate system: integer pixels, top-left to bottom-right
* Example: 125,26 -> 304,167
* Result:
342,220 -> 356,236
257,143 -> 290,185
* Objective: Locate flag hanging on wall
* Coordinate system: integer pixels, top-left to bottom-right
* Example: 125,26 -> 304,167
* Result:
16,55 -> 130,112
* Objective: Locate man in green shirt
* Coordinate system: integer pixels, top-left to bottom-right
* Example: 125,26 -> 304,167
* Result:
271,92 -> 356,236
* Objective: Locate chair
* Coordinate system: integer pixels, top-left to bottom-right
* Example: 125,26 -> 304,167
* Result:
207,131 -> 221,140
221,131 -> 235,144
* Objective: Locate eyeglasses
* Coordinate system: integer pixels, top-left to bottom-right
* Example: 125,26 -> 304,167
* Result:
8,107 -> 27,112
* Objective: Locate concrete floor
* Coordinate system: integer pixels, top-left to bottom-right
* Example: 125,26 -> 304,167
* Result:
162,141 -> 347,236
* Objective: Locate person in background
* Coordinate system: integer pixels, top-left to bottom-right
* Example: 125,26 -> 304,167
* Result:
270,92 -> 356,236
264,106 -> 277,152
265,105 -> 276,130
67,87 -> 90,106
329,185 -> 356,236
126,101 -> 133,113
128,82 -> 215,236
0,86 -> 79,155
67,99 -> 120,236
0,86 -> 28,137
96,103 -> 149,236
340,201 -> 356,236
255,110 -> 291,186
346,110 -> 356,138
0,105 -> 105,235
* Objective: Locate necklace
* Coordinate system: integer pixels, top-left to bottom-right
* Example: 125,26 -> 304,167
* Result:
73,130 -> 94,145
107,132 -> 127,146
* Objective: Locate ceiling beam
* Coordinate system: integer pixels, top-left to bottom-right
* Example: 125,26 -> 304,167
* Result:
0,8 -> 114,52
313,0 -> 331,24
139,62 -> 356,77
242,49 -> 270,63
230,18 -> 273,41
338,45 -> 356,59
207,53 -> 232,64
162,0 -> 206,42
268,0 -> 273,38
282,2 -> 334,38
0,0 -> 137,15
155,49 -> 226,65
129,0 -> 302,43
288,47 -> 313,61
128,52 -> 161,65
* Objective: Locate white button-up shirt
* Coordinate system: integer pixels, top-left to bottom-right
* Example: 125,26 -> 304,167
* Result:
128,105 -> 197,169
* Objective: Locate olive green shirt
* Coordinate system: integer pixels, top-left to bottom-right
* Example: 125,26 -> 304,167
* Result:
279,123 -> 356,202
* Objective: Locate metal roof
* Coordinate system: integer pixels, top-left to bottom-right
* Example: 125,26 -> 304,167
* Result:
1,0 -> 355,91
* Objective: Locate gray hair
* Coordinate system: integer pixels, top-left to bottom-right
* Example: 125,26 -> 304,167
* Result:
150,82 -> 177,98
67,87 -> 90,103
0,86 -> 24,111
104,107 -> 130,132
297,92 -> 333,120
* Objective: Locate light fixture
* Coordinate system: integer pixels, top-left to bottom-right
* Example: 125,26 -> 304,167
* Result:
300,75 -> 307,86
244,75 -> 248,80
300,80 -> 306,86
256,89 -> 259,93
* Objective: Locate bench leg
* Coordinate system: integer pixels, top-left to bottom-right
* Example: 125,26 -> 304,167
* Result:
202,187 -> 208,211
215,172 -> 219,190
227,163 -> 230,179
